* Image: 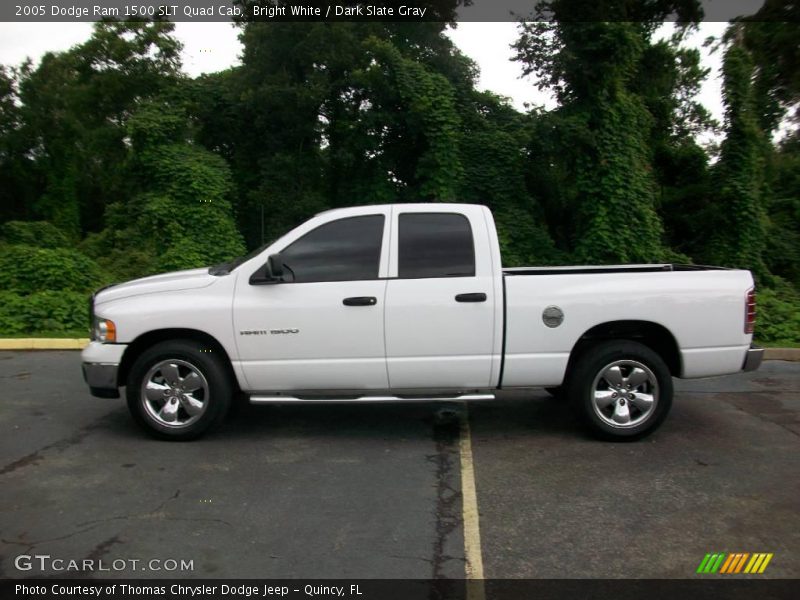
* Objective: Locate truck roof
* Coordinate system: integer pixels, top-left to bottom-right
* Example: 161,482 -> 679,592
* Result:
314,203 -> 488,217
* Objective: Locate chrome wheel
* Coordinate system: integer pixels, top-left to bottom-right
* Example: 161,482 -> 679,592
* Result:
141,359 -> 209,428
590,360 -> 658,429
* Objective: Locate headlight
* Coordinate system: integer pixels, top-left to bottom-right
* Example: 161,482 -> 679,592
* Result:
93,318 -> 116,343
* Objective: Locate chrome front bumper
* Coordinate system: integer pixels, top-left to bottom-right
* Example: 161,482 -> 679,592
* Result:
742,345 -> 764,372
82,362 -> 120,398
81,341 -> 127,399
82,362 -> 118,388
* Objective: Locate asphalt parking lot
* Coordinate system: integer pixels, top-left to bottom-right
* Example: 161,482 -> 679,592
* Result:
1,351 -> 798,580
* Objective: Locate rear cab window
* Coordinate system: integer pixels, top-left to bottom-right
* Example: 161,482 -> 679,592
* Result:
397,213 -> 476,279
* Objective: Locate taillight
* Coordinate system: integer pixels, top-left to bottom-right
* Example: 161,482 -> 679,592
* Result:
745,288 -> 756,334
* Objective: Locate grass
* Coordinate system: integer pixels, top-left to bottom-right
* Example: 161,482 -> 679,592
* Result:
756,340 -> 800,348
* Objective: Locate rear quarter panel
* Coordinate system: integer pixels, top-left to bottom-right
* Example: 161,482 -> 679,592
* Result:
503,269 -> 754,386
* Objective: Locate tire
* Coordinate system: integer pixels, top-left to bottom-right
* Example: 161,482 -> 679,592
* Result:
126,339 -> 233,440
565,340 -> 672,441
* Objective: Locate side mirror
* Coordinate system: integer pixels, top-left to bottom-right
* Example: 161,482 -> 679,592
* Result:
249,253 -> 285,285
268,253 -> 284,279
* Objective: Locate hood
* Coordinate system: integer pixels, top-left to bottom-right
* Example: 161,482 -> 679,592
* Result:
94,267 -> 218,305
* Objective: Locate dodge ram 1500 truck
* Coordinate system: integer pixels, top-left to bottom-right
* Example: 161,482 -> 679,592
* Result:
81,203 -> 763,441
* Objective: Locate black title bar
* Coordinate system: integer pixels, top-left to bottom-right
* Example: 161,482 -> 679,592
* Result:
3,579 -> 800,600
2,0 -> 790,23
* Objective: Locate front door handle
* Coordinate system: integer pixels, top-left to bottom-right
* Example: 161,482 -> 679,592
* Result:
455,293 -> 487,303
343,296 -> 378,306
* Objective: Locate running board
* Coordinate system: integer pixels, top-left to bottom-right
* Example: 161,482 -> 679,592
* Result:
249,393 -> 495,405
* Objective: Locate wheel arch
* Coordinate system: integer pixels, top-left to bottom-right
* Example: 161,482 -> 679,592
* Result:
567,320 -> 682,378
117,328 -> 239,391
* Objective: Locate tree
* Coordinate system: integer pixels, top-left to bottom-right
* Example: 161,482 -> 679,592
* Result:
83,97 -> 245,278
704,27 -> 768,275
13,21 -> 182,237
226,20 -> 482,247
740,0 -> 800,132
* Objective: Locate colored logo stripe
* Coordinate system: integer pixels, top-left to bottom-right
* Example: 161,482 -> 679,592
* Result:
697,552 -> 773,574
720,553 -> 749,573
744,553 -> 774,574
697,553 -> 726,573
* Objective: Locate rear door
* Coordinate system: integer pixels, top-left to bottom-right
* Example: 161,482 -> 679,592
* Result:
384,206 -> 498,389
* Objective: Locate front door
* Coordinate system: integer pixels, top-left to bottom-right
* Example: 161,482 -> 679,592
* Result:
233,212 -> 389,391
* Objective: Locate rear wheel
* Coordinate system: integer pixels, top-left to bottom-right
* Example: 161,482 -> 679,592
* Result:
126,340 -> 233,440
566,340 -> 672,441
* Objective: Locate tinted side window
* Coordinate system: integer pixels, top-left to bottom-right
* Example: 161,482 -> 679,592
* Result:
398,213 -> 475,278
281,215 -> 384,283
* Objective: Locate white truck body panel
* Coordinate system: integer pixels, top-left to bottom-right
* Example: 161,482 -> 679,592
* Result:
502,269 -> 754,386
384,204 -> 501,389
232,205 -> 393,391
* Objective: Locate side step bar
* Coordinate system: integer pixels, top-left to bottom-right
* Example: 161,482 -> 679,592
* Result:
249,393 -> 495,405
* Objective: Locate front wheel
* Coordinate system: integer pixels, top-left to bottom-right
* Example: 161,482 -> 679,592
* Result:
126,340 -> 233,440
566,340 -> 673,441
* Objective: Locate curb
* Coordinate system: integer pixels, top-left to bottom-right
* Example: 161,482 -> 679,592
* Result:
0,338 -> 90,350
0,340 -> 798,360
764,347 -> 800,361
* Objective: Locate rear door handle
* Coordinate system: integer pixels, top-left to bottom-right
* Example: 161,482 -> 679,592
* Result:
343,296 -> 378,306
455,293 -> 487,303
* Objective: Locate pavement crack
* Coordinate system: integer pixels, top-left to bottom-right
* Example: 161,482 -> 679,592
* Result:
2,525 -> 102,553
84,535 -> 123,562
160,517 -> 233,527
75,489 -> 230,528
717,392 -> 800,439
153,489 -> 181,512
388,554 -> 435,564
0,411 -> 119,476
429,413 -> 463,580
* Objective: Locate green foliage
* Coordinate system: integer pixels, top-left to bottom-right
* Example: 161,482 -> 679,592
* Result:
0,291 -> 89,335
515,20 -> 669,263
457,91 -> 560,265
2,21 -> 182,234
0,221 -> 70,248
0,244 -> 107,294
366,38 -> 464,200
705,36 -> 768,276
120,100 -> 246,272
573,93 -> 667,263
763,137 -> 800,286
741,1 -> 800,132
756,283 -> 800,345
0,242 -> 104,335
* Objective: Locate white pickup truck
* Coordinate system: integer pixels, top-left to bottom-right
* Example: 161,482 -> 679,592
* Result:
82,203 -> 763,441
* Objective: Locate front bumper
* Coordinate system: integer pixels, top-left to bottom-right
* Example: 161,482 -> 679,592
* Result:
742,345 -> 764,372
82,363 -> 120,398
81,341 -> 127,398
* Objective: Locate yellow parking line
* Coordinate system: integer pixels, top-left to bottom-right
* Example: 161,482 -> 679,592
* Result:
459,406 -> 485,600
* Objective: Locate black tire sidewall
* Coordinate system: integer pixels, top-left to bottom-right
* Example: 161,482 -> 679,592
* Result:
568,340 -> 673,441
126,340 -> 232,440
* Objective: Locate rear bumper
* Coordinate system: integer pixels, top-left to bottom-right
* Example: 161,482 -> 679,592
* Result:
742,345 -> 764,372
